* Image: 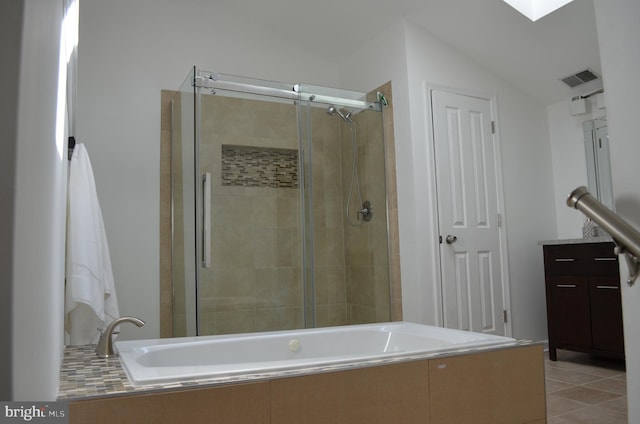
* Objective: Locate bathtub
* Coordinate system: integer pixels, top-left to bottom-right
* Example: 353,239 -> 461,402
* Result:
115,322 -> 517,386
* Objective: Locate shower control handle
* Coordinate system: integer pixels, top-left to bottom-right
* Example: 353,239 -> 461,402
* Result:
445,235 -> 458,244
359,201 -> 373,222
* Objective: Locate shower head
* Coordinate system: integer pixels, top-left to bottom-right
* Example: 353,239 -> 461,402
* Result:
327,105 -> 353,125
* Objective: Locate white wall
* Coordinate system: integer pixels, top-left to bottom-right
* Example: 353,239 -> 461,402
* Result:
340,21 -> 556,341
78,0 -> 342,340
547,100 -> 588,238
81,1 -> 556,342
496,84 -> 556,340
0,0 -> 23,401
405,22 -> 556,341
593,0 -> 640,421
10,0 -> 68,400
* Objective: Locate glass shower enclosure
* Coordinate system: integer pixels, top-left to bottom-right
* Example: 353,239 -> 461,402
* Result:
171,67 -> 392,336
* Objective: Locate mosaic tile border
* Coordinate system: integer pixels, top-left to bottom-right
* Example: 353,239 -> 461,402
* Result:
57,341 -> 539,401
221,144 -> 299,189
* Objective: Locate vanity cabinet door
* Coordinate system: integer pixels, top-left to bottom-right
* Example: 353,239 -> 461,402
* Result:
589,277 -> 625,354
548,276 -> 591,349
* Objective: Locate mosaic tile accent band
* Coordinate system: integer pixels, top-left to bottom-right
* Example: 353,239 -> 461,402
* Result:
221,145 -> 299,188
57,342 -> 537,401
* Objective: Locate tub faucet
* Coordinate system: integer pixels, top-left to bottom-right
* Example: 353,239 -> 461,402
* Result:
96,316 -> 145,358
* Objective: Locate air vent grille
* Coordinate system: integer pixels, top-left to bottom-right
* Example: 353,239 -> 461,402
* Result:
561,69 -> 599,88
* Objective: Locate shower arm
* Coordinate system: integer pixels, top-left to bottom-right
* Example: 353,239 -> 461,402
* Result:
567,186 -> 640,286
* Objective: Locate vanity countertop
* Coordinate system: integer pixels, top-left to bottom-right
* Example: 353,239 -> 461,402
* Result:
538,236 -> 612,246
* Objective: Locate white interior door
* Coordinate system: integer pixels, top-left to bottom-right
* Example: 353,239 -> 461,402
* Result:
431,89 -> 507,336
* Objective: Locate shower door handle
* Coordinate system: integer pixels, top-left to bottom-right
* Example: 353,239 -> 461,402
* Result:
202,172 -> 211,268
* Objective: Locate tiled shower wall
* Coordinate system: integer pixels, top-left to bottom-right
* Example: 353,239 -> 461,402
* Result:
341,102 -> 392,324
221,145 -> 299,189
308,110 -> 351,327
161,83 -> 401,337
199,96 -> 301,334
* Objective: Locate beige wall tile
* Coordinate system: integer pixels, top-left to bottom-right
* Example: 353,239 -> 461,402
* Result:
160,82 -> 402,336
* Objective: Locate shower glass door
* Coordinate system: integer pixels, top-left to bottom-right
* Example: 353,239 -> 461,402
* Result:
171,69 -> 392,337
195,71 -> 305,335
171,68 -> 198,337
297,84 -> 392,326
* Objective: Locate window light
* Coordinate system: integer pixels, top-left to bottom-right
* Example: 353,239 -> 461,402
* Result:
501,0 -> 574,21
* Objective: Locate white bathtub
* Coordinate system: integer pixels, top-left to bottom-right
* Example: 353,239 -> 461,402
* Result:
115,322 -> 516,386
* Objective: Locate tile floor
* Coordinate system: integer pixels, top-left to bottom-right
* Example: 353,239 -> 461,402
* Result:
545,350 -> 627,423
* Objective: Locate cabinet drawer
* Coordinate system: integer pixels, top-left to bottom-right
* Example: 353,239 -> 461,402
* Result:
586,243 -> 619,275
544,245 -> 584,274
545,256 -> 583,275
544,243 -> 618,276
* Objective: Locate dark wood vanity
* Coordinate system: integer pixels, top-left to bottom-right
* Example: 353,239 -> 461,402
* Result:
543,241 -> 625,361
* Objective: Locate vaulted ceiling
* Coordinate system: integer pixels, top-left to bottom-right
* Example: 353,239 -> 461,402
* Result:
214,0 -> 600,105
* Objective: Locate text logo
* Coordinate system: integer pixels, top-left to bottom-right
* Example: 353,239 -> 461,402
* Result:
1,403 -> 68,424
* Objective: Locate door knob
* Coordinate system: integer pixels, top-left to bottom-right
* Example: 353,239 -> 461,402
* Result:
445,235 -> 457,244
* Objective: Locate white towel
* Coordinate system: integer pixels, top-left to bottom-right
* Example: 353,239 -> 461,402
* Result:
65,143 -> 119,345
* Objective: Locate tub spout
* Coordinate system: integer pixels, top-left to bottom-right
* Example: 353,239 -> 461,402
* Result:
96,316 -> 145,358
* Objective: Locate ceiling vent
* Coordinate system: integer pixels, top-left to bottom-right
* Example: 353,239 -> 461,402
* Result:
561,68 -> 599,88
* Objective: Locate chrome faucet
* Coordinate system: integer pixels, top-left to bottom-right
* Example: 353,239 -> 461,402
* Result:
95,316 -> 145,358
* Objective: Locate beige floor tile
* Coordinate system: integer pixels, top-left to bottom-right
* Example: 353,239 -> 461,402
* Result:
565,364 -> 626,379
598,395 -> 628,415
552,404 -> 627,424
545,350 -> 628,421
612,373 -> 627,382
546,378 -> 575,394
548,416 -> 583,424
554,386 -> 621,405
585,377 -> 628,395
546,394 -> 589,417
545,366 -> 604,385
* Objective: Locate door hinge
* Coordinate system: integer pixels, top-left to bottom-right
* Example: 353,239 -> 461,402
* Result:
503,310 -> 508,323
497,213 -> 503,228
491,121 -> 496,134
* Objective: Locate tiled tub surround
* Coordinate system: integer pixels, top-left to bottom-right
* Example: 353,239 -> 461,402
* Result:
59,340 -> 545,424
